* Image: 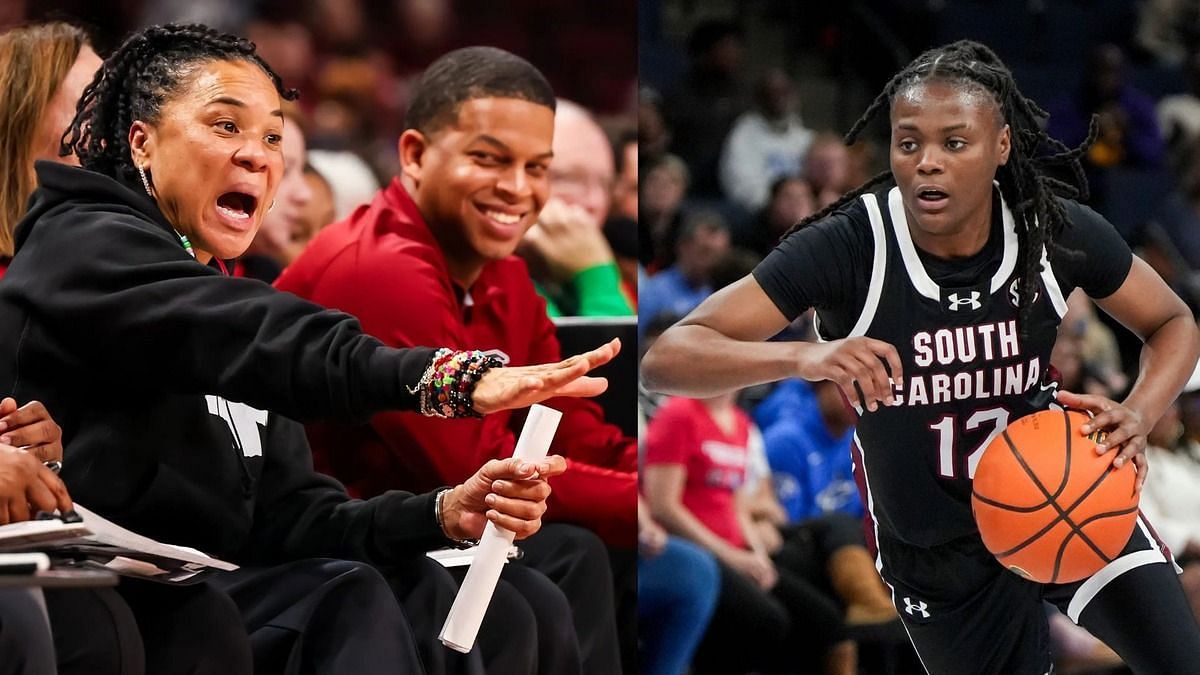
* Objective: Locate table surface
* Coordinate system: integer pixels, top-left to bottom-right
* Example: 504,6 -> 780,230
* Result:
0,569 -> 118,588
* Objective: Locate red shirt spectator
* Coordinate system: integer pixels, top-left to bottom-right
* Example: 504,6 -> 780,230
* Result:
275,180 -> 637,546
644,396 -> 751,549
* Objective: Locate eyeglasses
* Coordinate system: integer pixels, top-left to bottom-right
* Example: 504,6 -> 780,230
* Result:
550,168 -> 615,195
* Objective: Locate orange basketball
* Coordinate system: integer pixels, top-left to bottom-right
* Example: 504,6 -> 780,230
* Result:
971,409 -> 1138,584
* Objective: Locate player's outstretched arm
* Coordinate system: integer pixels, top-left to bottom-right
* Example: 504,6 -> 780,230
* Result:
641,275 -> 902,409
1074,256 -> 1200,484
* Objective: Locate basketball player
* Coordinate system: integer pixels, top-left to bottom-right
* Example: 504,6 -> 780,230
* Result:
642,40 -> 1200,674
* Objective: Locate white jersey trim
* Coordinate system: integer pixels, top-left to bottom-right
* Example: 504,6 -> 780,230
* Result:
1065,516 -> 1168,623
1038,245 -> 1069,318
885,186 -> 1019,300
847,193 -> 889,338
888,187 -> 938,301
991,191 -> 1019,293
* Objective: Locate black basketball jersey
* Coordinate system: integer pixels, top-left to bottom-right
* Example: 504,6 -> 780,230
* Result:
754,182 -> 1133,547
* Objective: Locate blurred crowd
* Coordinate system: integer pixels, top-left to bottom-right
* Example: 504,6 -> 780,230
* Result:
637,1 -> 1200,674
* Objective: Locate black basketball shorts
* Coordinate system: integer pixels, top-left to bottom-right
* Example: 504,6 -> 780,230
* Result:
874,514 -> 1199,675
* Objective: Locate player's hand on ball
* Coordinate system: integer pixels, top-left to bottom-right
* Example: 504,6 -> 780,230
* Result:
795,338 -> 903,412
1057,390 -> 1150,490
439,456 -> 567,541
472,339 -> 619,415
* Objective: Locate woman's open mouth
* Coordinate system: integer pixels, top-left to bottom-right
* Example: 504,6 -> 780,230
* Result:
916,188 -> 950,211
215,192 -> 259,227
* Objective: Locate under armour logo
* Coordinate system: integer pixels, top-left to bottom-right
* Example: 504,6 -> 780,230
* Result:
946,291 -> 982,311
903,596 -> 930,618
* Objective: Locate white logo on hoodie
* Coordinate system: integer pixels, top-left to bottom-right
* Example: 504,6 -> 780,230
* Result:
206,396 -> 268,457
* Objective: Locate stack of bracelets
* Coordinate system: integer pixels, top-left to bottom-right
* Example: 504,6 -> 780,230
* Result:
410,348 -> 505,418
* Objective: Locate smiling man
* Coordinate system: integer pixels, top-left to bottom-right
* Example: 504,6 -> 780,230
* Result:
276,46 -> 632,674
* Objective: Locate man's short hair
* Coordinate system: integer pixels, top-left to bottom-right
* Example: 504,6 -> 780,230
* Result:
405,46 -> 556,135
678,209 -> 729,243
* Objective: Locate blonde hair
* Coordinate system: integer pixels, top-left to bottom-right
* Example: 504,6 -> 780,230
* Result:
0,22 -> 88,258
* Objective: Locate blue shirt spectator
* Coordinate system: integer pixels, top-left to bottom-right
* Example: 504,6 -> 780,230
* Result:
637,210 -> 730,340
755,379 -> 862,523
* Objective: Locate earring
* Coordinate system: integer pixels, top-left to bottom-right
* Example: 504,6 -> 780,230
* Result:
136,165 -> 154,198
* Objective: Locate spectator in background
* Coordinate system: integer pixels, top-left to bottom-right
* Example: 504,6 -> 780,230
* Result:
242,17 -> 315,96
640,153 -> 689,271
519,99 -> 633,317
608,127 -> 640,301
308,88 -> 379,158
1051,291 -> 1129,398
1157,49 -> 1200,174
238,109 -> 313,282
548,100 -> 613,228
292,163 -> 336,248
754,379 -> 860,525
739,175 -> 816,258
707,247 -> 763,299
0,21 -> 100,277
1135,0 -> 1200,66
638,210 -> 731,341
137,0 -> 247,34
803,133 -> 854,209
664,19 -> 749,197
644,391 -> 857,675
306,148 -> 380,220
719,68 -> 815,212
612,128 -> 639,222
638,87 -> 671,164
1047,43 -> 1166,172
307,0 -> 367,56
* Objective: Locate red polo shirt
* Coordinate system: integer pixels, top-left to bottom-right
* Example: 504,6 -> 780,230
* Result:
276,180 -> 637,546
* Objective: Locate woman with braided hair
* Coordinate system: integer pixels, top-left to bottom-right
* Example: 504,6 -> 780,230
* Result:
0,21 -> 620,675
644,40 -> 1200,673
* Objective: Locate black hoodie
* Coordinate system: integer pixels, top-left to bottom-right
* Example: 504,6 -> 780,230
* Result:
0,162 -> 455,564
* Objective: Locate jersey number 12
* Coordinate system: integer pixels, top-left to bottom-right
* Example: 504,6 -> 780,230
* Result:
929,407 -> 1009,479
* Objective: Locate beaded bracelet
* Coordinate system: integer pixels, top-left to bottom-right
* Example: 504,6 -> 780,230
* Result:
409,349 -> 504,418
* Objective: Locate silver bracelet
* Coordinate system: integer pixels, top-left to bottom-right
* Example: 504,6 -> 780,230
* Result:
434,488 -> 478,549
408,349 -> 455,418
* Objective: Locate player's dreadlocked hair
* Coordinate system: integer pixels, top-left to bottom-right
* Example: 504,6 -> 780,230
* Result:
60,23 -> 298,188
785,40 -> 1097,331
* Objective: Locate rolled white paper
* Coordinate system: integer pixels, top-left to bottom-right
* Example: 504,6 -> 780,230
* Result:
439,404 -> 563,652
